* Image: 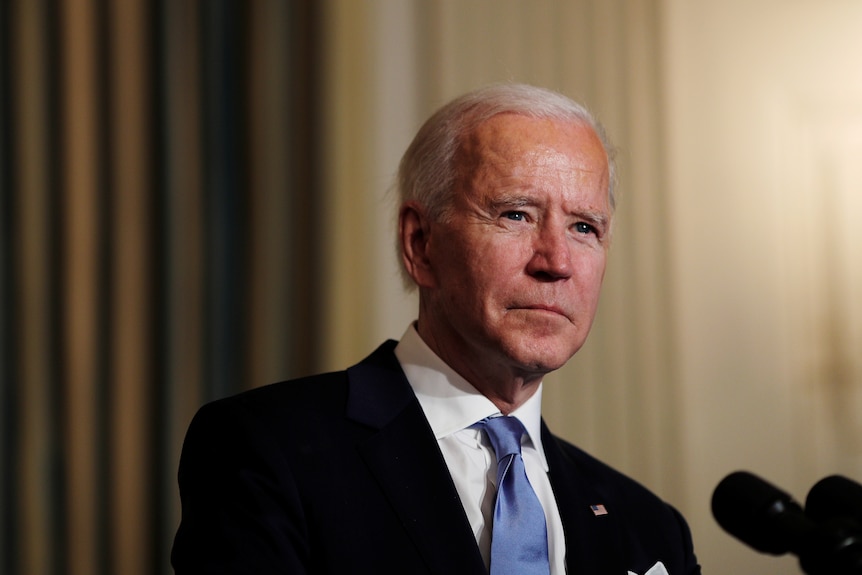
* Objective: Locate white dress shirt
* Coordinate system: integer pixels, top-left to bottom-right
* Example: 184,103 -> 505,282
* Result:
394,324 -> 567,573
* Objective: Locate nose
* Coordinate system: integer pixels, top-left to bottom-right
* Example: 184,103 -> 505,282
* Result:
526,223 -> 573,281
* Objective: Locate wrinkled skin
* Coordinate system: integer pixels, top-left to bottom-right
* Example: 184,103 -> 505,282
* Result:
400,113 -> 612,414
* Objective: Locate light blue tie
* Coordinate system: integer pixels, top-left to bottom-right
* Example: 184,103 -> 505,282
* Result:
478,416 -> 551,575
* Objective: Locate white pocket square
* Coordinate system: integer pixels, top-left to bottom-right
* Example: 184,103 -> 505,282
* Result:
628,560 -> 669,575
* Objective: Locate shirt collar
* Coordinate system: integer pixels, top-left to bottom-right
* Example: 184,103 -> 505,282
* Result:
394,323 -> 548,469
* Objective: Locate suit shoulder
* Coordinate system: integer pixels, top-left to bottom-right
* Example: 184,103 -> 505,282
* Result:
204,368 -> 347,416
189,339 -> 402,432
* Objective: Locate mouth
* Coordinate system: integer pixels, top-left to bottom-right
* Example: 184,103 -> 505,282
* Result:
510,304 -> 571,320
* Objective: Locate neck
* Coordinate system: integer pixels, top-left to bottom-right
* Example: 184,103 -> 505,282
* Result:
414,321 -> 545,415
475,379 -> 542,415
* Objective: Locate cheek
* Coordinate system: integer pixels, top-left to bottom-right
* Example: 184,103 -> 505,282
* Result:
472,250 -> 533,299
448,234 -> 517,277
574,254 -> 607,296
478,237 -> 534,271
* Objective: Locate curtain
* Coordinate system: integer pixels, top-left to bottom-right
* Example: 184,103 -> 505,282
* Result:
0,1 -> 321,574
1,1 -> 675,573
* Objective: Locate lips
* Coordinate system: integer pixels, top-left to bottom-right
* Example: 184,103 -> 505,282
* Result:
509,304 -> 572,321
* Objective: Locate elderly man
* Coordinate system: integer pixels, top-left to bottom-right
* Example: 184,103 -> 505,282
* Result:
171,84 -> 700,575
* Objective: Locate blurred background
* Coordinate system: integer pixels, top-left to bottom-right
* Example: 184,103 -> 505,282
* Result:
2,0 -> 862,573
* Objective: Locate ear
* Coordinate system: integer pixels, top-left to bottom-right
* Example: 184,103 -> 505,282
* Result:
399,202 -> 436,288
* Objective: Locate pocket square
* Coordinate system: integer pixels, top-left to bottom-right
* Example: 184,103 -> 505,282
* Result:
627,560 -> 669,575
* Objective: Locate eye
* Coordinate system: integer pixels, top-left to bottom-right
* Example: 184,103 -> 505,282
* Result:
503,211 -> 527,222
574,222 -> 596,235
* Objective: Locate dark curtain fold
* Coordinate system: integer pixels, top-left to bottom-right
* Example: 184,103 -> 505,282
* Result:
0,1 -> 322,574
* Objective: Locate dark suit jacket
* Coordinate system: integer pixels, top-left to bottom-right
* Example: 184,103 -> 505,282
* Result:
172,341 -> 701,574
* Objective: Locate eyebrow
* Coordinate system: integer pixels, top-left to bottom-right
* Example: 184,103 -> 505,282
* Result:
488,195 -> 538,212
575,210 -> 610,230
492,196 -> 609,224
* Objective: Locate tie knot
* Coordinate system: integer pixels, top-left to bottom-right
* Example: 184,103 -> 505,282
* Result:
479,416 -> 527,460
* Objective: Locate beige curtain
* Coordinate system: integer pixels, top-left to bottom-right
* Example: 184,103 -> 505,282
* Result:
1,1 -> 674,574
1,1 -> 320,573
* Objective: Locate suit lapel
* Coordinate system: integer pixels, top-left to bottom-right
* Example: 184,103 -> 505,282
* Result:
543,423 -> 625,574
346,344 -> 486,574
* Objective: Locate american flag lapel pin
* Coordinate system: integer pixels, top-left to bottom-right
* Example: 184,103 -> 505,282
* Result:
590,504 -> 608,516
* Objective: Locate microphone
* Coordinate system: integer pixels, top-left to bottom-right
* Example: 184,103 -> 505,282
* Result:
712,470 -> 862,575
711,470 -> 815,555
804,475 -> 862,574
807,475 -> 862,527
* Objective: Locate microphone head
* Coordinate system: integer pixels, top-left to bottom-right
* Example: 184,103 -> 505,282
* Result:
806,475 -> 862,526
804,475 -> 862,575
712,470 -> 811,555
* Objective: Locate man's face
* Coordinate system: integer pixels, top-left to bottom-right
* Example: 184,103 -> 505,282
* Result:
415,113 -> 611,381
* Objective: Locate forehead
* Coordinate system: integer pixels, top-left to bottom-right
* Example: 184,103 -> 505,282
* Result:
454,113 -> 609,196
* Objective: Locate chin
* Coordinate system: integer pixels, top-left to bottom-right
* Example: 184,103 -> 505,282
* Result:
507,339 -> 583,374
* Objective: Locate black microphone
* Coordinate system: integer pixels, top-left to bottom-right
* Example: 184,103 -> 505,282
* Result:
807,475 -> 862,527
711,470 -> 816,556
804,475 -> 862,574
712,470 -> 862,574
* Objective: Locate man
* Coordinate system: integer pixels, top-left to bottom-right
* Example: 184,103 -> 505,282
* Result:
171,84 -> 700,574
